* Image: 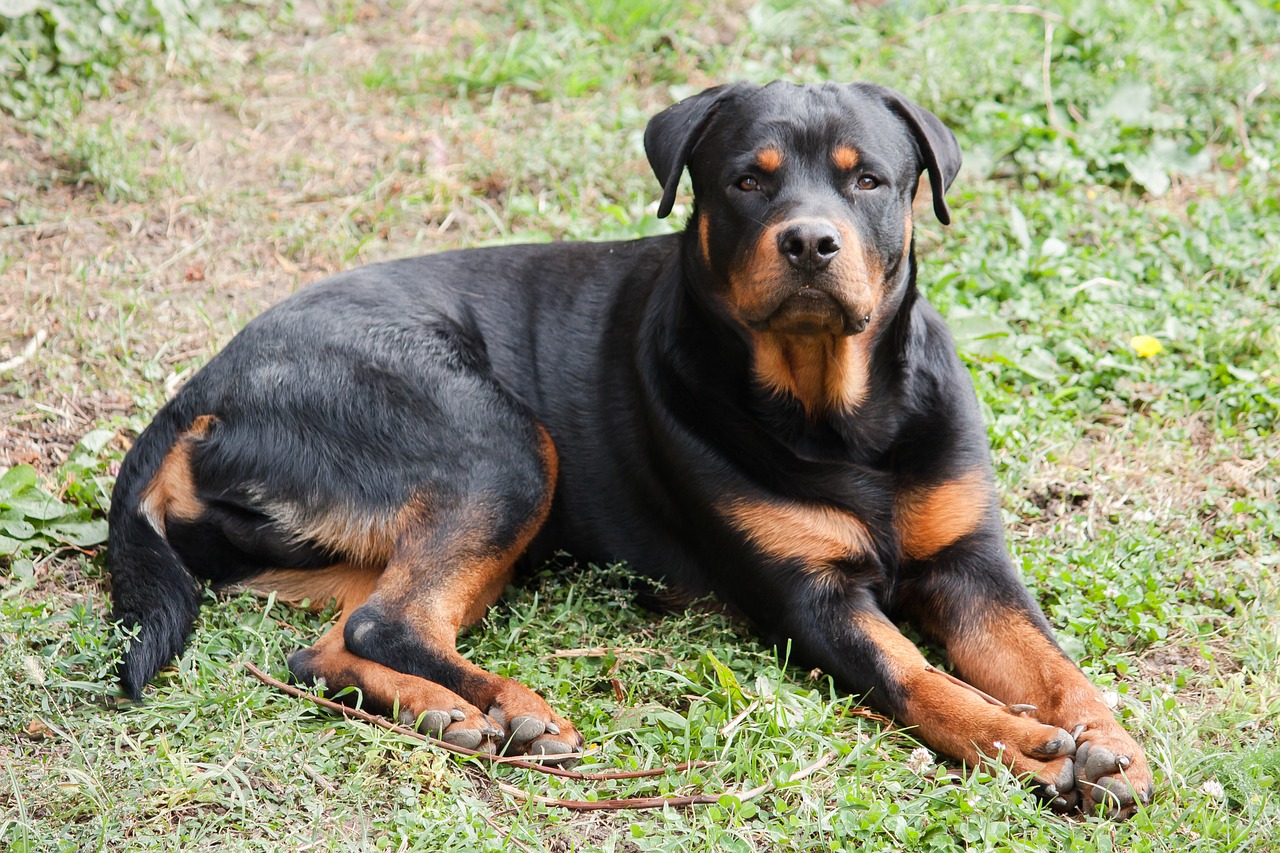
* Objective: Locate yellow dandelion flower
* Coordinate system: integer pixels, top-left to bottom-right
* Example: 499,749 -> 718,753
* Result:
1130,335 -> 1164,358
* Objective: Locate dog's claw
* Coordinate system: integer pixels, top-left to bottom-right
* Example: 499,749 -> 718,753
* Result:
442,728 -> 487,750
409,709 -> 454,735
1030,726 -> 1077,760
526,737 -> 579,767
1076,741 -> 1122,781
508,715 -> 547,744
1006,703 -> 1038,716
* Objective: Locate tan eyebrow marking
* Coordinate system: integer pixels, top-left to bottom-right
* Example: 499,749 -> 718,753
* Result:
832,146 -> 859,170
756,148 -> 784,172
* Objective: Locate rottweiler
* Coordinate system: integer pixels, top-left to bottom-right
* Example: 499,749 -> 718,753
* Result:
108,81 -> 1153,818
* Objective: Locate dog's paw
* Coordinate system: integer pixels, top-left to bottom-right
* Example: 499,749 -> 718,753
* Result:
1071,729 -> 1153,819
486,683 -> 583,766
400,703 -> 503,752
1003,721 -> 1081,812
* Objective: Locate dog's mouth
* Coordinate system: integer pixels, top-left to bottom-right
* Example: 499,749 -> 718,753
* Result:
748,288 -> 871,336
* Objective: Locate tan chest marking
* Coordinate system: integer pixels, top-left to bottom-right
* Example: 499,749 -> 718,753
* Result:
722,498 -> 874,581
895,469 -> 992,561
750,330 -> 874,416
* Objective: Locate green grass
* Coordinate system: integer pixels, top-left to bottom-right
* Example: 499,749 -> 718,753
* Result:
3,0 -> 1280,850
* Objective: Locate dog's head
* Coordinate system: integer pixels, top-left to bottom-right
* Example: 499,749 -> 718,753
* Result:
645,82 -> 961,412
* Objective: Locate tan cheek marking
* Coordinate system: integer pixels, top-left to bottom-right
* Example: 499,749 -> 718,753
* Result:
140,415 -> 218,534
832,146 -> 859,170
896,470 -> 993,561
756,147 -> 784,172
727,222 -> 790,321
722,498 -> 873,576
698,212 -> 711,261
828,221 -> 882,310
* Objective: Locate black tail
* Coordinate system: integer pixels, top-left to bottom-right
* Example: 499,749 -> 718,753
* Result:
108,403 -> 203,700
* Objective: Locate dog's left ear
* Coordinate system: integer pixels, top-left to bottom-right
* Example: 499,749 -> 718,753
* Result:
645,83 -> 754,219
859,85 -> 963,225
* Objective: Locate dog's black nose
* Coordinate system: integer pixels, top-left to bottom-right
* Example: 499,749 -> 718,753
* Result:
778,220 -> 842,271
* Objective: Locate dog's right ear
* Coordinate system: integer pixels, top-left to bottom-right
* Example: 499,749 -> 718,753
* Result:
645,84 -> 751,219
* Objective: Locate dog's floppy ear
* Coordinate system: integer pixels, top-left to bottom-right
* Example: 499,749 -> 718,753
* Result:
860,85 -> 962,225
645,83 -> 751,219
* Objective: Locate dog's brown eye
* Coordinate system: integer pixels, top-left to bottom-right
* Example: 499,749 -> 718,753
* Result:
856,175 -> 879,190
737,176 -> 760,192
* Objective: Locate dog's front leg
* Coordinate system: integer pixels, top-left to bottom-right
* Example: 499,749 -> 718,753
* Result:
891,530 -> 1154,818
788,589 -> 1084,806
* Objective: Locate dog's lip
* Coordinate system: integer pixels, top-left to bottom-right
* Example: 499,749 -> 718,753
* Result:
746,288 -> 867,336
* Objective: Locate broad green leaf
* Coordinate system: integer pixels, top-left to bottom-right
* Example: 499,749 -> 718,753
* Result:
0,534 -> 27,557
0,518 -> 37,539
0,464 -> 38,498
5,493 -> 73,521
50,519 -> 109,548
701,650 -> 746,705
74,429 -> 116,454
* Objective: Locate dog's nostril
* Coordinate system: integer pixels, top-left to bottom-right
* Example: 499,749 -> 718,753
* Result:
781,235 -> 807,261
778,221 -> 842,270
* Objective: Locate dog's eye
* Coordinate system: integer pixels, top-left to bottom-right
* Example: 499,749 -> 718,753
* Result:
855,175 -> 880,190
737,176 -> 761,192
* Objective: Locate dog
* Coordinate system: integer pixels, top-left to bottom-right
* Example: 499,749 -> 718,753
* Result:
108,81 -> 1153,818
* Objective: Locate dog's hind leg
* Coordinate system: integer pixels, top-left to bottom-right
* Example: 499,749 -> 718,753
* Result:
259,564 -> 504,750
332,425 -> 583,761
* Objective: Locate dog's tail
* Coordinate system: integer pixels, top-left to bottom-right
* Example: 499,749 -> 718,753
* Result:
108,401 -> 204,700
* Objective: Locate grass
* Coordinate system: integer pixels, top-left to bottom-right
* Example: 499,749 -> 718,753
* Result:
2,0 -> 1279,849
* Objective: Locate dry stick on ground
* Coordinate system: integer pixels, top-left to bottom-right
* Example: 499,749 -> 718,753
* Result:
242,662 -> 713,782
841,705 -> 893,725
498,750 -> 839,812
889,4 -> 1076,140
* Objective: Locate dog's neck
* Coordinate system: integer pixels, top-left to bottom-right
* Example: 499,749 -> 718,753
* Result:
747,326 -> 879,418
649,233 -> 919,459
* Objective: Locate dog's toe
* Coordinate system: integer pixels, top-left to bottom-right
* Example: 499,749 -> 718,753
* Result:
402,708 -> 453,735
508,714 -> 548,745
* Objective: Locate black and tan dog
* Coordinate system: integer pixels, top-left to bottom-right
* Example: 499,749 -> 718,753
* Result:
109,81 -> 1153,817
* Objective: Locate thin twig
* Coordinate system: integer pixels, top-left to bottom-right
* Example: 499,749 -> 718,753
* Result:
719,699 -> 759,737
894,4 -> 1065,39
479,813 -> 538,853
891,4 -> 1075,138
498,783 -> 721,811
301,764 -> 337,793
924,664 -> 1004,706
549,646 -> 662,659
497,751 -> 837,812
0,329 -> 48,373
841,705 -> 893,726
242,662 -> 713,781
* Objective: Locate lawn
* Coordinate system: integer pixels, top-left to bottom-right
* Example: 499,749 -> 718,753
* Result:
2,0 -> 1278,850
